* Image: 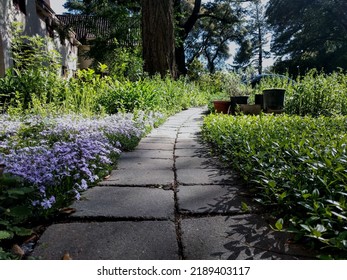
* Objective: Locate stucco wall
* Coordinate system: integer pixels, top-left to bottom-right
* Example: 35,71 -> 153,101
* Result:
0,0 -> 10,76
0,0 -> 79,77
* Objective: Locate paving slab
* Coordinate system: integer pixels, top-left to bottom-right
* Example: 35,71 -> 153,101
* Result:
179,127 -> 201,133
175,156 -> 222,169
101,169 -> 174,187
181,216 -> 316,260
177,185 -> 252,214
139,137 -> 175,144
72,187 -> 174,219
136,142 -> 173,151
177,168 -> 235,185
32,221 -> 179,260
175,148 -> 207,157
177,133 -> 200,139
175,139 -> 204,149
120,149 -> 173,159
116,158 -> 173,170
147,131 -> 177,138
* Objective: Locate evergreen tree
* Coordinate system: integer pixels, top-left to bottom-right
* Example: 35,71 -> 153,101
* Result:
266,0 -> 347,74
234,0 -> 270,74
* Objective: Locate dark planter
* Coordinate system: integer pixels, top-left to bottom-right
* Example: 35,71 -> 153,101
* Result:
255,94 -> 264,109
213,100 -> 231,114
263,89 -> 285,111
239,104 -> 262,115
230,96 -> 249,115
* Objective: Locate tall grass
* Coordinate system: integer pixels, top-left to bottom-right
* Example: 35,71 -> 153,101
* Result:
285,70 -> 347,116
253,69 -> 347,116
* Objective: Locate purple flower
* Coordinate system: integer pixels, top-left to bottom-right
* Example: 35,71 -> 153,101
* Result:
0,111 -> 164,210
40,196 -> 56,209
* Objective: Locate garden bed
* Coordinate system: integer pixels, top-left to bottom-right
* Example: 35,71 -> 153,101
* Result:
0,112 -> 163,259
202,114 -> 347,259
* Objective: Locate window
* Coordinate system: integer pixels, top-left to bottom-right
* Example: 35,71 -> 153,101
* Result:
13,0 -> 26,14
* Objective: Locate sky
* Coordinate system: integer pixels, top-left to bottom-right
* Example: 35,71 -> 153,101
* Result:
50,0 -> 68,15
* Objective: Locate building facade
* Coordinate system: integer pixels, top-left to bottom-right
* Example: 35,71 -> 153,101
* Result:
0,0 -> 79,77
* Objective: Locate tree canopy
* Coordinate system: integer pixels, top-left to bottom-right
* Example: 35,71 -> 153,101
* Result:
63,0 -> 249,77
234,0 -> 270,74
184,0 -> 243,73
266,0 -> 347,74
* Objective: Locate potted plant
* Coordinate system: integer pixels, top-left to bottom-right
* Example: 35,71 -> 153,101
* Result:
263,88 -> 286,112
209,72 -> 252,114
213,100 -> 232,114
209,90 -> 232,114
229,81 -> 252,115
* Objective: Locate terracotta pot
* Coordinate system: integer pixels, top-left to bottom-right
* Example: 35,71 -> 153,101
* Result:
213,100 -> 231,114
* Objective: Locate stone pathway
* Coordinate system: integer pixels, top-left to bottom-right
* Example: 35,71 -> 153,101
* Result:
31,107 -> 315,260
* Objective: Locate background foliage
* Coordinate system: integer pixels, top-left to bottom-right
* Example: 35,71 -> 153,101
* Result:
267,0 -> 347,74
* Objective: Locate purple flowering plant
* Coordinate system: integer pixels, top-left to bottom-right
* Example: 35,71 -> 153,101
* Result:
0,111 -> 160,214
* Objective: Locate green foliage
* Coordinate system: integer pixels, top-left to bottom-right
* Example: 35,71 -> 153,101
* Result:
0,175 -> 34,257
285,70 -> 347,116
2,24 -> 64,114
197,72 -> 253,112
63,0 -> 141,77
202,114 -> 347,257
0,26 -> 210,117
183,0 -> 244,73
59,68 -> 112,116
266,0 -> 347,74
97,75 -> 210,115
250,70 -> 347,117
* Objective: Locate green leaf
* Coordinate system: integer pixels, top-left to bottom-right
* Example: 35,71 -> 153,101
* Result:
331,211 -> 347,220
241,202 -> 249,212
0,230 -> 13,240
300,224 -> 311,232
12,226 -> 32,237
312,188 -> 320,199
279,191 -> 287,200
275,218 -> 284,231
6,206 -> 31,219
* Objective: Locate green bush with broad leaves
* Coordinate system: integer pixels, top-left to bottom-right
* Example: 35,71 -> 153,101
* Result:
285,70 -> 347,116
0,175 -> 35,259
96,75 -> 209,115
202,114 -> 347,258
252,69 -> 347,117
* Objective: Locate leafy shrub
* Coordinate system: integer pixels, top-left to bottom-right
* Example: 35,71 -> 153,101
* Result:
197,72 -> 253,113
202,114 -> 347,257
1,25 -> 64,114
0,175 -> 34,258
285,70 -> 347,116
97,75 -> 209,115
251,69 -> 347,117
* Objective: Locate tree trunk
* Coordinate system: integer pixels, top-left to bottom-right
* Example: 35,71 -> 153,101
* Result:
141,0 -> 177,78
256,2 -> 263,74
174,0 -> 202,76
175,39 -> 187,76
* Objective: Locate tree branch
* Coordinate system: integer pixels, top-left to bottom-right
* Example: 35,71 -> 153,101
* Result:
182,0 -> 202,37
